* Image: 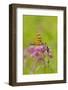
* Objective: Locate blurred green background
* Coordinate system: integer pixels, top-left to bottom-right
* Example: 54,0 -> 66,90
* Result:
23,15 -> 57,75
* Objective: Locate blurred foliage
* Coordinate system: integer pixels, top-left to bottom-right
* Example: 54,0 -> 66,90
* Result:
23,15 -> 57,74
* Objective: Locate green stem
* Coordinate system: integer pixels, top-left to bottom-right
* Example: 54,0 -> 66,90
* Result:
48,58 -> 49,71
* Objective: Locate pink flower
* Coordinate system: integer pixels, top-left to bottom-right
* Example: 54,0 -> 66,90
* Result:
26,44 -> 52,61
